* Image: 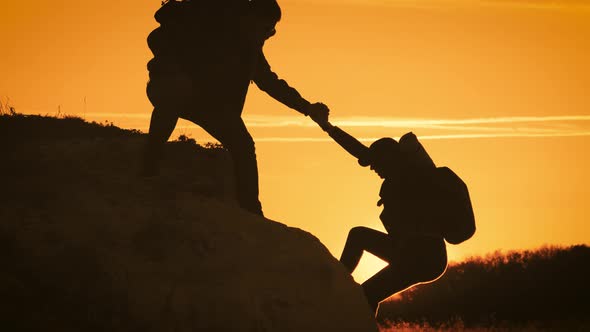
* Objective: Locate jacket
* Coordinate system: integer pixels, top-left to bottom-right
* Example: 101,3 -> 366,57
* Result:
327,126 -> 443,237
147,1 -> 310,115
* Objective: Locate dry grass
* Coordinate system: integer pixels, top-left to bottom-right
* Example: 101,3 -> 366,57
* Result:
379,319 -> 589,332
0,97 -> 17,115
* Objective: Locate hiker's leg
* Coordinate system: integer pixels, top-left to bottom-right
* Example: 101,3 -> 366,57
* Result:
143,75 -> 190,176
142,107 -> 178,175
148,107 -> 178,143
192,115 -> 262,215
361,266 -> 414,314
340,227 -> 393,273
362,237 -> 448,314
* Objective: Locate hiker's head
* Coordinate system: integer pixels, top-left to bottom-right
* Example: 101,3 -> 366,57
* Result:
249,0 -> 281,40
359,137 -> 401,178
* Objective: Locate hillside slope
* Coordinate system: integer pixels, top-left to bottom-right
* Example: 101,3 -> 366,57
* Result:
0,114 -> 377,332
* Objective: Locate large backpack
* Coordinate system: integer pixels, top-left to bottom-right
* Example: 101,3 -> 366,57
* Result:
147,0 -> 246,76
394,133 -> 476,245
431,166 -> 476,244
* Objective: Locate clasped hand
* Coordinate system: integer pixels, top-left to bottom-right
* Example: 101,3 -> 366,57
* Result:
306,102 -> 333,131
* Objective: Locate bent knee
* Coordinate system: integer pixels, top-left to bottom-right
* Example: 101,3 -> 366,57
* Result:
348,226 -> 366,240
348,226 -> 377,239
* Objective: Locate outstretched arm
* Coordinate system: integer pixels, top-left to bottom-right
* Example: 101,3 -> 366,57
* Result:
252,51 -> 328,122
252,52 -> 310,113
307,105 -> 369,161
320,122 -> 370,162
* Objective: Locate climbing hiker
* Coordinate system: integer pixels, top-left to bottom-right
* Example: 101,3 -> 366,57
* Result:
312,116 -> 475,313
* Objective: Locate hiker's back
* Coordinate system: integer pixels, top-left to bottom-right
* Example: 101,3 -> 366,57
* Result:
147,0 -> 248,78
378,133 -> 476,245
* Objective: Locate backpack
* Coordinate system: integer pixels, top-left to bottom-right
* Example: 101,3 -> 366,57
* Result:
393,133 -> 476,245
147,0 -> 246,76
147,0 -> 193,58
432,167 -> 476,244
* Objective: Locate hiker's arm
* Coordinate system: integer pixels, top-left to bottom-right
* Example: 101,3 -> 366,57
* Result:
252,52 -> 312,115
324,125 -> 370,161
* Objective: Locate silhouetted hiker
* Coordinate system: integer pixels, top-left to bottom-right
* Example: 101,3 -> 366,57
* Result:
143,0 -> 329,215
312,117 -> 475,314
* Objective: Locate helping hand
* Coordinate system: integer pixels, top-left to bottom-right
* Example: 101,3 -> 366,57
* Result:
306,102 -> 333,131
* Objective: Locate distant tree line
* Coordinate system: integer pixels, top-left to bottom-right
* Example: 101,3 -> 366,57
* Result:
377,245 -> 590,327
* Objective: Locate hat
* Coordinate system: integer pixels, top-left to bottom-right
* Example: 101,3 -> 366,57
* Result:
358,137 -> 400,167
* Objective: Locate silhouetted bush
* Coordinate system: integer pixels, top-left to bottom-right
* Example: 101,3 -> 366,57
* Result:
377,245 -> 590,328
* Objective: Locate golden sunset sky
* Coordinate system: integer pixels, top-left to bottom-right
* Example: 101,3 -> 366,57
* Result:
2,0 -> 589,282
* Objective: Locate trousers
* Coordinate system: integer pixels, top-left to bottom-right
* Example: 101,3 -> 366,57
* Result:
340,226 -> 447,312
144,77 -> 263,215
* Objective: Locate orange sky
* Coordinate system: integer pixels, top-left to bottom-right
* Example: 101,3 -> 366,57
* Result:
2,0 -> 589,282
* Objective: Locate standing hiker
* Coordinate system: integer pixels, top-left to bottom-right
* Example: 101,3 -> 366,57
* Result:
144,0 -> 329,215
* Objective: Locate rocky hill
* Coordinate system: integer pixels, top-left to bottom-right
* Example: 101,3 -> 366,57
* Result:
0,114 -> 377,331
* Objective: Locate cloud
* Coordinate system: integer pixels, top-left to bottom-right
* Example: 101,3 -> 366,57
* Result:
27,111 -> 590,142
328,115 -> 590,133
223,114 -> 590,141
255,114 -> 590,126
245,113 -> 590,133
255,131 -> 590,143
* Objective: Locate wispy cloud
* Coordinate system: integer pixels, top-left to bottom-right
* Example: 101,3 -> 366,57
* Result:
27,111 -> 590,141
244,114 -> 590,128
246,114 -> 590,139
255,131 -> 590,143
204,114 -> 590,141
81,112 -> 590,127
